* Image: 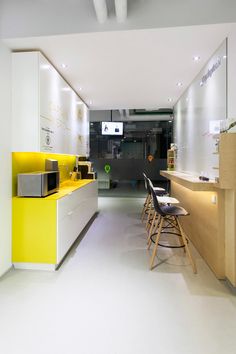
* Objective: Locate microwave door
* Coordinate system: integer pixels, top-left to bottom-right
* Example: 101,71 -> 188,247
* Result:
45,172 -> 59,196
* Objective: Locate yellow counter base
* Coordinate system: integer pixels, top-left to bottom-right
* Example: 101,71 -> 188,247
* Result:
12,179 -> 97,269
12,198 -> 57,264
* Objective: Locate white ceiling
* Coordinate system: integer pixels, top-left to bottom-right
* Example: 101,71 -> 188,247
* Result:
4,23 -> 236,109
2,1 -> 236,110
1,0 -> 236,38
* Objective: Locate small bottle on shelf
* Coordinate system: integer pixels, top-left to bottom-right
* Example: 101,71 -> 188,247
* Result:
167,147 -> 176,171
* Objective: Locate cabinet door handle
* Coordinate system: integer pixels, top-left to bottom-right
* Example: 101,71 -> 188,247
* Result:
67,211 -> 73,216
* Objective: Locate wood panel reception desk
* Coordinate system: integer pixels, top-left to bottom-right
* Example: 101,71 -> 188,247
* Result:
160,170 -> 236,287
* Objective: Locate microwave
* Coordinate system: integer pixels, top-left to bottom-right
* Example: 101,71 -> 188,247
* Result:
17,171 -> 60,197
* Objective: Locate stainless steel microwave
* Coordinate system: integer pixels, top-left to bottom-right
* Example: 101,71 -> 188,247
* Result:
17,171 -> 60,197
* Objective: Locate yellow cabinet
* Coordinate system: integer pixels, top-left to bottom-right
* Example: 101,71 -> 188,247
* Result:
12,180 -> 98,270
12,198 -> 57,265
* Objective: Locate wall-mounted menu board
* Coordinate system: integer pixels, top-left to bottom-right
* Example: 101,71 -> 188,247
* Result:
173,40 -> 227,179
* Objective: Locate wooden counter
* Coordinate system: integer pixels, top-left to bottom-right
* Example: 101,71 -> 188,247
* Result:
161,169 -> 236,287
160,170 -> 217,191
160,170 -> 225,279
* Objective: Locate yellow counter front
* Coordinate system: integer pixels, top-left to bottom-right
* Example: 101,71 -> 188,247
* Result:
12,180 -> 98,270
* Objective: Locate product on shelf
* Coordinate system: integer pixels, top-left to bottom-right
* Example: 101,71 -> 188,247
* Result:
167,148 -> 176,171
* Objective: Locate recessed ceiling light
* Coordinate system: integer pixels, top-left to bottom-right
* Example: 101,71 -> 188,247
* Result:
61,63 -> 68,69
62,87 -> 70,91
40,64 -> 50,70
78,87 -> 82,91
193,56 -> 201,62
168,98 -> 172,102
176,82 -> 183,87
223,55 -> 227,59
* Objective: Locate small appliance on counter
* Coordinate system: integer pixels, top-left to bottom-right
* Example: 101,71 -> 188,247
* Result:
74,155 -> 97,179
17,171 -> 60,197
45,159 -> 59,171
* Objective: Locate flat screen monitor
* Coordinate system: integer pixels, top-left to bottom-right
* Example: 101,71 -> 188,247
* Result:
101,122 -> 123,135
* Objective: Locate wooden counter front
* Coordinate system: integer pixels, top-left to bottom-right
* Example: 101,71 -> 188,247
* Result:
160,170 -> 225,279
160,169 -> 236,287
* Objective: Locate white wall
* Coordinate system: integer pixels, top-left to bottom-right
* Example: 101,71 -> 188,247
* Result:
227,31 -> 236,119
173,40 -> 227,179
0,41 -> 12,276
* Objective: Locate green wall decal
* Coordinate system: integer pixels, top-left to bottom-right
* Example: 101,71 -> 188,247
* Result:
104,164 -> 111,174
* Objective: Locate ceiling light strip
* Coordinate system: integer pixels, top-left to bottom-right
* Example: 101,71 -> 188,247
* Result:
114,0 -> 127,23
93,0 -> 108,23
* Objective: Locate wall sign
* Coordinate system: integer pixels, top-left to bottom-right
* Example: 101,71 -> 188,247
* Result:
104,164 -> 111,174
200,57 -> 221,86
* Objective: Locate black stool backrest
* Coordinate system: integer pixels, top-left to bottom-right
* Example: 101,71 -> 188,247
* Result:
148,178 -> 166,216
144,174 -> 152,195
143,172 -> 148,190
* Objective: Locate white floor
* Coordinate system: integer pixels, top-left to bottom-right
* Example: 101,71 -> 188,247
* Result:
1,197 -> 236,354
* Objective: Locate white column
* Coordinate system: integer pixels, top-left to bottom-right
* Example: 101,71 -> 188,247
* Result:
0,41 -> 12,276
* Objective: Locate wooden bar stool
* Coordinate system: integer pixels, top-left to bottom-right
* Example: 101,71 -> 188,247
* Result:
141,173 -> 166,223
147,184 -> 197,274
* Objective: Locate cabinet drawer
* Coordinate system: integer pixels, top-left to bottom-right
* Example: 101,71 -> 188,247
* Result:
57,183 -> 93,220
57,194 -> 98,263
57,209 -> 79,263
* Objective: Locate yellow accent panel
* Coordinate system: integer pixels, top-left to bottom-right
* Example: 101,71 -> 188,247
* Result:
12,198 -> 57,264
12,152 -> 76,196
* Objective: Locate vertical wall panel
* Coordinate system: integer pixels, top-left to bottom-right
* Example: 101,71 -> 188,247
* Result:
174,40 -> 227,179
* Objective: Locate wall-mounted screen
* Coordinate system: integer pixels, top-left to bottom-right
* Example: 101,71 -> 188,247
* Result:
101,122 -> 123,135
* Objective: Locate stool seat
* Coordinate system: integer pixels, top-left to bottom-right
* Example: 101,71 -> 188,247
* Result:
161,205 -> 189,216
157,196 -> 179,204
153,186 -> 165,191
154,187 -> 166,197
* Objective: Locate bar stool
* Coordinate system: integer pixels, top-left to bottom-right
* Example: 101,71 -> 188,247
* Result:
141,173 -> 166,223
145,178 -> 179,232
147,184 -> 197,274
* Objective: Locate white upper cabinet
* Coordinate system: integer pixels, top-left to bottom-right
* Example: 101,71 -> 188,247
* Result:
12,52 -> 89,155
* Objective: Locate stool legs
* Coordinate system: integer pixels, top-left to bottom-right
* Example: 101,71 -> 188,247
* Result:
141,194 -> 149,221
148,215 -> 197,273
147,214 -> 160,246
145,203 -> 153,230
141,194 -> 151,222
176,218 -> 197,274
149,217 -> 164,270
147,211 -> 156,241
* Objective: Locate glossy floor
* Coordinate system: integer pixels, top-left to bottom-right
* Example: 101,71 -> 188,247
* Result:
0,197 -> 236,354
